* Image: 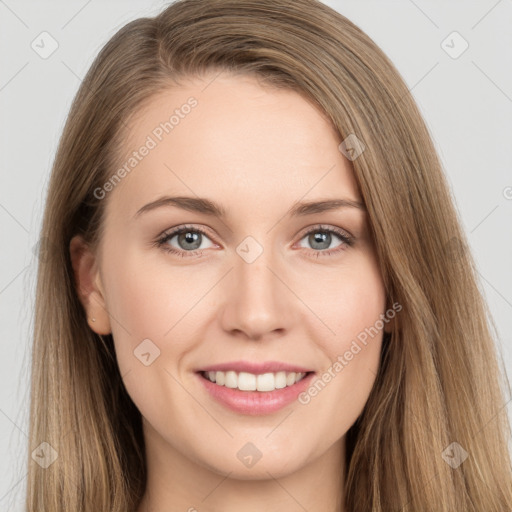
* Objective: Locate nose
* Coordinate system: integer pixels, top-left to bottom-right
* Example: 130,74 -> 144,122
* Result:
219,244 -> 296,341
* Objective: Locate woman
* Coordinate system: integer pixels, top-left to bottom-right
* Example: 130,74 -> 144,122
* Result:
27,0 -> 512,510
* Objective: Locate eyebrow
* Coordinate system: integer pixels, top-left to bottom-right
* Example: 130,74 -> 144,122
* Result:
133,195 -> 366,219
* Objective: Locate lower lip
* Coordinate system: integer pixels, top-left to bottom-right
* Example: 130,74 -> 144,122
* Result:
196,371 -> 316,415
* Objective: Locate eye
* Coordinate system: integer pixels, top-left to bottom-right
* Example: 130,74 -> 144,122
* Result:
296,225 -> 354,257
155,225 -> 216,257
154,223 -> 354,259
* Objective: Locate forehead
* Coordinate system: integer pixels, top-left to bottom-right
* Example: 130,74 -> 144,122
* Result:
106,72 -> 361,222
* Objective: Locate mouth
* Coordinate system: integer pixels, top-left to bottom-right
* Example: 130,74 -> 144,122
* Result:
195,364 -> 316,415
195,360 -> 316,415
198,369 -> 312,392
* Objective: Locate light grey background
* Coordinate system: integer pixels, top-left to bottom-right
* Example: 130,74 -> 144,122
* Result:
1,0 -> 511,509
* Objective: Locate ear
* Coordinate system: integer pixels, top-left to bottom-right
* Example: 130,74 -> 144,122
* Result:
69,235 -> 111,335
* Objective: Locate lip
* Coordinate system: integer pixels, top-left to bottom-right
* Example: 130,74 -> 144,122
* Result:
198,360 -> 314,374
196,370 -> 316,415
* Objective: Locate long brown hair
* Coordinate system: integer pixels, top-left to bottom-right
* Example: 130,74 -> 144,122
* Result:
27,0 -> 512,510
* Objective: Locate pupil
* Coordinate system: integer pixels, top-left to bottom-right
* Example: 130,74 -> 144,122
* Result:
311,232 -> 330,250
179,231 -> 201,250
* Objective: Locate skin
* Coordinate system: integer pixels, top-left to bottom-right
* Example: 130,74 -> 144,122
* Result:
71,71 -> 392,512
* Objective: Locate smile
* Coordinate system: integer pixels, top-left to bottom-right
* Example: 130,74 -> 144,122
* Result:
202,370 -> 308,392
196,369 -> 316,415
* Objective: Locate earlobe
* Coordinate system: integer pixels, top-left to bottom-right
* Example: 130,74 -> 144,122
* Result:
69,235 -> 112,335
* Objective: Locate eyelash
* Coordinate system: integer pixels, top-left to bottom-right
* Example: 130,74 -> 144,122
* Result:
154,224 -> 354,259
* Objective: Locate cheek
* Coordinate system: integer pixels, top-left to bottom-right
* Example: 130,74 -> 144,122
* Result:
101,246 -> 207,341
101,250 -> 202,427
299,252 -> 387,349
297,256 -> 386,427
100,246 -> 226,408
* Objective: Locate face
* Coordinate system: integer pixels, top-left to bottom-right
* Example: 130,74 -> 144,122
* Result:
72,72 -> 390,480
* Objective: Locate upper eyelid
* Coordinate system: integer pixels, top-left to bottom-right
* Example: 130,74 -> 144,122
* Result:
160,224 -> 216,242
296,224 -> 352,238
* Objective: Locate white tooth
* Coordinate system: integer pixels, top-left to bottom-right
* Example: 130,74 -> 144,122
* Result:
238,372 -> 256,391
224,370 -> 238,388
211,370 -> 307,391
257,372 -> 275,391
274,371 -> 287,389
286,372 -> 296,386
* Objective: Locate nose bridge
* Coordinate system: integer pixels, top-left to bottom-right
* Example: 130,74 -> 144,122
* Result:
221,234 -> 292,338
235,233 -> 280,302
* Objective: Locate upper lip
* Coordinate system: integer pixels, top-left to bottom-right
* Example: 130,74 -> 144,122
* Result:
198,360 -> 314,375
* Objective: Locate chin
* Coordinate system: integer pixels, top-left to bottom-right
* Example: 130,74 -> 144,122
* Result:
196,446 -> 308,480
